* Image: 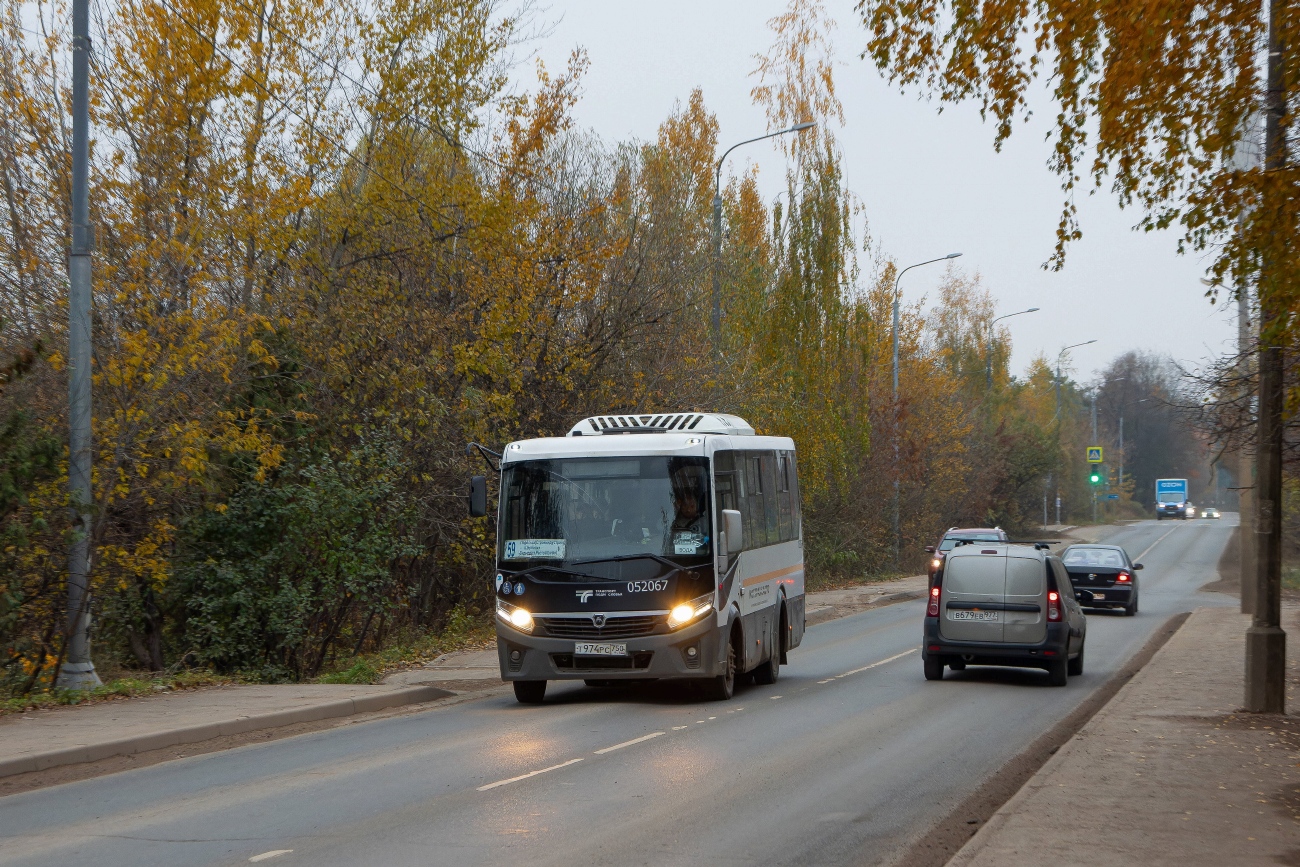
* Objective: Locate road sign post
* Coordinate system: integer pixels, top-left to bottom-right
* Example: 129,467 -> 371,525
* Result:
1086,446 -> 1103,463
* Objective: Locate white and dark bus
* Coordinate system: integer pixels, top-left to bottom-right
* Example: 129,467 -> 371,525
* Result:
468,412 -> 805,703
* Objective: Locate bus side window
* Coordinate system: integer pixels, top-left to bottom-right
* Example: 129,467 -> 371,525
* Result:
787,451 -> 802,541
761,452 -> 780,545
745,452 -> 767,548
713,450 -> 737,516
777,452 -> 794,542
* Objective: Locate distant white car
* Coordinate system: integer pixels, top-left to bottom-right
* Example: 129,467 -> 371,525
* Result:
1185,505 -> 1197,518
1202,507 -> 1221,519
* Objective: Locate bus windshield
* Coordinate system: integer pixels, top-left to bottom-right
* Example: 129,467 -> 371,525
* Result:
499,456 -> 712,565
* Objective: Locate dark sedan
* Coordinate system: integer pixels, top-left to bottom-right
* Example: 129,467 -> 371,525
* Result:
1060,544 -> 1143,616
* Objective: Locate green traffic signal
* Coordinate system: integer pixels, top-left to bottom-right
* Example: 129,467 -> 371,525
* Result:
1089,468 -> 1102,484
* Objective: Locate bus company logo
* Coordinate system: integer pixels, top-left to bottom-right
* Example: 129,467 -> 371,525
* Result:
576,590 -> 594,603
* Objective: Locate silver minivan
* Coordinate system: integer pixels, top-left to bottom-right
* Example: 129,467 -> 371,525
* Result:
922,543 -> 1088,686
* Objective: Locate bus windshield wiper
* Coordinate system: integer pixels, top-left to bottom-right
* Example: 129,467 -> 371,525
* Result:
570,553 -> 685,571
514,565 -> 602,581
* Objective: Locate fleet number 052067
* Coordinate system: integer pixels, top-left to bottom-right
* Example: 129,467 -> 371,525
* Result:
627,580 -> 668,593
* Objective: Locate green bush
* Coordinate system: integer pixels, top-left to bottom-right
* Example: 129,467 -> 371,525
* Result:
176,434 -> 421,680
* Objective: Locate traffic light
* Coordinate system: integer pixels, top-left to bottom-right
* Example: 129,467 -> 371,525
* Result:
1089,466 -> 1103,485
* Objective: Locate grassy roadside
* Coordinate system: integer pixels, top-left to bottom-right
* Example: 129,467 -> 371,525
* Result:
2,606 -> 497,715
314,605 -> 495,685
1,670 -> 238,715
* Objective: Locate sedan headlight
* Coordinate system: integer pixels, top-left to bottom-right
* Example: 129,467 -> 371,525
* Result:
496,598 -> 534,634
667,592 -> 715,630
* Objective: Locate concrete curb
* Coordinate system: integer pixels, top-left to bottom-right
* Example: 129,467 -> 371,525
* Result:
0,684 -> 450,779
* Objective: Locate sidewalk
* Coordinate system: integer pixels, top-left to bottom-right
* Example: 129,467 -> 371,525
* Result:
0,572 -> 929,782
949,605 -> 1300,866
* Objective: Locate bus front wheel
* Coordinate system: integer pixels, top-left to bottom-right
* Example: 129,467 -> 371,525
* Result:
705,636 -> 737,701
752,615 -> 780,685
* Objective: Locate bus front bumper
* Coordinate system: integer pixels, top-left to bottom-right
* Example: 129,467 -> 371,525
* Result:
495,615 -> 724,682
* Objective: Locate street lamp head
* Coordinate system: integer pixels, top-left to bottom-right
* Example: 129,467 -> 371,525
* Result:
1027,307 -> 1040,312
946,252 -> 963,259
790,121 -> 817,132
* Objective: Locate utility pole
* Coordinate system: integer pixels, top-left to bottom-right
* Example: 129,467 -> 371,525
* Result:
1245,0 -> 1286,714
1118,415 -> 1124,489
1228,114 -> 1261,618
56,0 -> 100,689
1091,391 -> 1098,524
1239,281 -> 1257,615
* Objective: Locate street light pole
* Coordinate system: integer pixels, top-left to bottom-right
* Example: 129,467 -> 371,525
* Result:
986,307 -> 1039,389
1052,340 -> 1096,421
891,252 -> 962,568
56,0 -> 100,690
1049,339 -> 1096,528
712,121 -> 816,352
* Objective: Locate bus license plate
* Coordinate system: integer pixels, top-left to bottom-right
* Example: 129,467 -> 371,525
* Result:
574,642 -> 628,656
950,610 -> 999,622
1091,592 -> 1105,600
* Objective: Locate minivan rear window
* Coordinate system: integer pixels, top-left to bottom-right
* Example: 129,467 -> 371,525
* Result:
943,555 -> 1005,594
1005,557 -> 1045,596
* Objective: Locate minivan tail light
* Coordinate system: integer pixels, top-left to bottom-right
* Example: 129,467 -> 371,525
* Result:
927,583 -> 941,618
1047,590 -> 1062,622
1116,571 -> 1131,583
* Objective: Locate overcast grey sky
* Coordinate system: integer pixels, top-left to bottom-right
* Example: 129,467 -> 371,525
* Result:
524,0 -> 1236,383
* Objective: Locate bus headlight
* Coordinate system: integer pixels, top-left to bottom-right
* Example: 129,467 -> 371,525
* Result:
667,593 -> 715,630
496,599 -> 534,634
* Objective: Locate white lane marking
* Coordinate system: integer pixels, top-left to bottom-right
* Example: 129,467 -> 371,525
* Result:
1135,523 -> 1182,563
593,731 -> 665,755
477,758 -> 584,791
770,695 -> 783,699
836,648 -> 918,679
817,678 -> 834,684
249,852 -> 293,863
672,725 -> 689,730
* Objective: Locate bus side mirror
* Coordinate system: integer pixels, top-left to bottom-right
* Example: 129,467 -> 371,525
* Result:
723,509 -> 743,555
469,475 -> 487,518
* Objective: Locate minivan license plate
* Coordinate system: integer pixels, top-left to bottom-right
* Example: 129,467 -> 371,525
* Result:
950,610 -> 998,622
574,642 -> 628,656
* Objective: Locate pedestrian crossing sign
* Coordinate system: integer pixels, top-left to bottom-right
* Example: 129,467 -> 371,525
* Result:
1087,446 -> 1103,463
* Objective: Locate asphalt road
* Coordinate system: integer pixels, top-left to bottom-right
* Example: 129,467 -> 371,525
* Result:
0,517 -> 1237,867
